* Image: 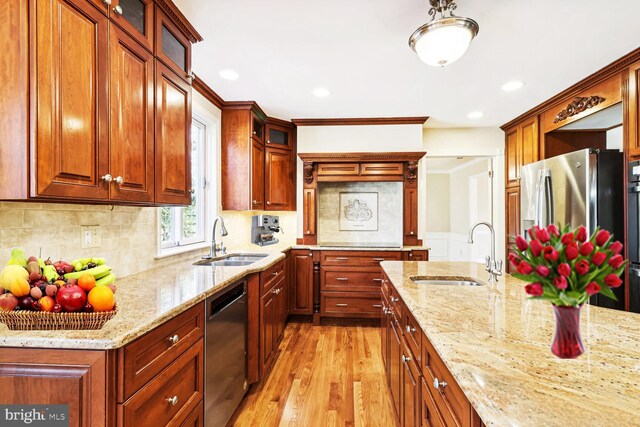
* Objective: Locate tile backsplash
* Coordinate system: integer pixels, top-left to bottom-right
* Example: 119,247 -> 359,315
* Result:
0,202 -> 198,278
317,182 -> 403,246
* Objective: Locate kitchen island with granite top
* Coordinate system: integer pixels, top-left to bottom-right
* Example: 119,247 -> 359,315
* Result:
380,261 -> 640,427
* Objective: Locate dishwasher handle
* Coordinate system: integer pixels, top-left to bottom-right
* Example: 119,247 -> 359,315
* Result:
209,281 -> 246,319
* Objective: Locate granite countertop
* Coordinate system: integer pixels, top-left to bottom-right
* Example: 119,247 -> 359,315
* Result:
381,261 -> 640,427
0,242 -> 430,350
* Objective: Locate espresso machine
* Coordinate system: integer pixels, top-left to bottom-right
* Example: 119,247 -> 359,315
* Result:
251,215 -> 283,246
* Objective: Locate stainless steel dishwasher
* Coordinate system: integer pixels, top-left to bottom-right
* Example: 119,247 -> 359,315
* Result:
205,280 -> 248,427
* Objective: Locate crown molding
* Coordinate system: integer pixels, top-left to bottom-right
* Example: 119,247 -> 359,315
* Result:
192,74 -> 224,109
291,117 -> 429,126
154,0 -> 203,43
501,47 -> 640,130
298,152 -> 427,163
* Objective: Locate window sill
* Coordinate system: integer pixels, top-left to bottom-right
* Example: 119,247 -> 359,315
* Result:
156,242 -> 210,259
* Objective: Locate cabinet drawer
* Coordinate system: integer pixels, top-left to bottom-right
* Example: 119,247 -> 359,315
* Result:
118,302 -> 204,402
119,339 -> 204,427
321,267 -> 383,292
320,251 -> 402,266
421,334 -> 472,427
360,163 -> 404,175
403,309 -> 421,366
317,163 -> 360,176
421,377 -> 446,427
321,292 -> 383,318
260,259 -> 286,293
179,399 -> 203,427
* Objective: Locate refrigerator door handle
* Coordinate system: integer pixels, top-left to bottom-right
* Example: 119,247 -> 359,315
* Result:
535,170 -> 545,227
545,173 -> 555,225
630,268 -> 640,277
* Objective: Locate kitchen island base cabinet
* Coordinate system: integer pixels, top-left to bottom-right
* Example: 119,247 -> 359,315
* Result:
0,349 -> 108,427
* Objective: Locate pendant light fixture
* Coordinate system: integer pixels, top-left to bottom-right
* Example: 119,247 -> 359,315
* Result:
409,0 -> 479,67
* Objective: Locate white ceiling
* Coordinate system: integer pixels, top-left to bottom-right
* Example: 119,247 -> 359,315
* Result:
174,0 -> 640,127
425,156 -> 485,172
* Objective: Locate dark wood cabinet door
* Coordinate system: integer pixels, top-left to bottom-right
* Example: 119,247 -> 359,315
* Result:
275,281 -> 286,341
33,0 -> 109,200
505,126 -> 520,187
109,24 -> 154,203
251,139 -> 265,209
389,316 -> 402,419
404,188 -> 419,237
290,250 -> 314,315
155,60 -> 192,205
111,0 -> 154,52
629,61 -> 640,160
0,349 -> 106,426
155,8 -> 191,82
506,187 -> 521,273
521,117 -> 538,166
265,147 -> 294,211
261,291 -> 275,369
402,338 -> 420,427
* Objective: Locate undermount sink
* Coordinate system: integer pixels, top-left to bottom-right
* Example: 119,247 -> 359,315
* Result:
193,253 -> 268,267
411,277 -> 484,287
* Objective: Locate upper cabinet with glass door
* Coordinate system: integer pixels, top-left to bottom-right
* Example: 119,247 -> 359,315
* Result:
91,0 -> 154,52
266,121 -> 293,151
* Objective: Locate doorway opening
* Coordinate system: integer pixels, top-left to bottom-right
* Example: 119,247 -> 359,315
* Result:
424,156 -> 494,262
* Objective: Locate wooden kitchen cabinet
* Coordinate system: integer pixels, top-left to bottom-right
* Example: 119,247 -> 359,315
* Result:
260,259 -> 287,373
265,145 -> 295,210
0,349 -> 107,426
505,186 -> 521,273
109,23 -> 155,203
33,0 -> 110,201
402,337 -> 421,427
403,250 -> 429,261
222,107 -> 297,211
505,116 -> 538,187
404,188 -> 419,238
389,312 -> 403,419
155,7 -> 191,82
0,0 -> 201,205
155,61 -> 193,205
290,250 -> 314,315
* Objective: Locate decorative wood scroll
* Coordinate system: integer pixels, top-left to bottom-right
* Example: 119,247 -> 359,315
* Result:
553,96 -> 606,123
406,161 -> 418,183
303,162 -> 314,184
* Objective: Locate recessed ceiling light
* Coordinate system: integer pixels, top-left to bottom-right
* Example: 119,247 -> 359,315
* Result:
219,69 -> 239,80
502,80 -> 524,91
467,111 -> 484,119
313,88 -> 331,98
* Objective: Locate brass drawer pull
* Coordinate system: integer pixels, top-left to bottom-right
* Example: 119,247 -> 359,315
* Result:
336,303 -> 348,307
336,277 -> 349,281
336,257 -> 349,261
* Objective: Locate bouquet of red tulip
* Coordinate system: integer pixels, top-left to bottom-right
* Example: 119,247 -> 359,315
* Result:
510,224 -> 626,307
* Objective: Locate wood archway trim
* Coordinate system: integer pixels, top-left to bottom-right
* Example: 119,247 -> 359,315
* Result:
297,152 -> 427,246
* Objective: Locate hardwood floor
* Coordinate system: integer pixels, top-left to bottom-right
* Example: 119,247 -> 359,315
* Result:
232,320 -> 398,427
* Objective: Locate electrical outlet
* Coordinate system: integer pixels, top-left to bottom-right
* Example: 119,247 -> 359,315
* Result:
81,226 -> 101,249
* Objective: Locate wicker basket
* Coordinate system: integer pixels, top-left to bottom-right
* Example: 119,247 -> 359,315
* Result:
0,309 -> 117,331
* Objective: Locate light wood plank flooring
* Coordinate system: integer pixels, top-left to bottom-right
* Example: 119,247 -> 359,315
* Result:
231,320 -> 398,427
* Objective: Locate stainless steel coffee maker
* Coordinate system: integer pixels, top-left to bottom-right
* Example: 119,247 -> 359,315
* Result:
251,215 -> 283,246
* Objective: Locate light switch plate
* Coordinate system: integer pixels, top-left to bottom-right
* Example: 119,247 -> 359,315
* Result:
81,225 -> 101,249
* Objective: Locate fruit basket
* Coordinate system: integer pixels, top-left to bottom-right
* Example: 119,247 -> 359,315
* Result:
0,249 -> 118,331
0,307 -> 117,331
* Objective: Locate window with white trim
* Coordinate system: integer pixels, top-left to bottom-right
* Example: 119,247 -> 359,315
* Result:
158,111 -> 215,255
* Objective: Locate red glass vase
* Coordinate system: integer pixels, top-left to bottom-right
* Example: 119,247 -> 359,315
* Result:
551,304 -> 584,359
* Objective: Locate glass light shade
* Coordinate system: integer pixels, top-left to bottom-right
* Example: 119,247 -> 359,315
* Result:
409,17 -> 479,67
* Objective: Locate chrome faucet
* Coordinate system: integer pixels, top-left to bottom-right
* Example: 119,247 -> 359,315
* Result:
203,216 -> 228,259
468,221 -> 503,283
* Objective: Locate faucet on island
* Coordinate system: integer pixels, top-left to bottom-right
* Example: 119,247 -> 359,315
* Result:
468,221 -> 503,284
203,216 -> 228,259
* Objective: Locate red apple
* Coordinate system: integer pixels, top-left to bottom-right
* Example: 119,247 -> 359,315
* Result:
55,283 -> 86,312
0,293 -> 19,311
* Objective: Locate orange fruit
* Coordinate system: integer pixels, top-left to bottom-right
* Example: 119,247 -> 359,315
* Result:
78,273 -> 96,292
88,285 -> 115,312
39,296 -> 55,312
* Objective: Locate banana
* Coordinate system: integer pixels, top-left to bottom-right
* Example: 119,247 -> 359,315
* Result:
64,265 -> 111,280
96,273 -> 115,286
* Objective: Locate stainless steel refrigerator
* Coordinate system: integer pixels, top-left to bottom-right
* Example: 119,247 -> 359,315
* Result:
520,149 -> 624,310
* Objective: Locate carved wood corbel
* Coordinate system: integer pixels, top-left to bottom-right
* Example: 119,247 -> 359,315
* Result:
303,162 -> 314,184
